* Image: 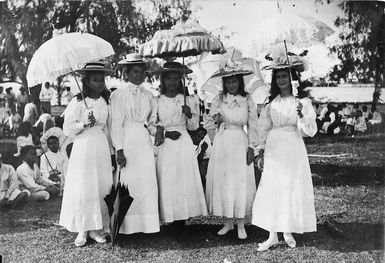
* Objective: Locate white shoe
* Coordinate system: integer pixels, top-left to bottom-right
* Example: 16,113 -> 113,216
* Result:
257,237 -> 279,252
88,230 -> 106,243
283,233 -> 296,248
217,223 -> 234,235
237,226 -> 247,239
74,232 -> 87,247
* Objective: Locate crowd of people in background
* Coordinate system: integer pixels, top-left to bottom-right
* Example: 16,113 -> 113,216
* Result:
314,102 -> 383,136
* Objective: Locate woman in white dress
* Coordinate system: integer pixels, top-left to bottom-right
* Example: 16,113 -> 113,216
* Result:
204,67 -> 258,240
152,62 -> 207,226
110,53 -> 160,235
59,62 -> 114,247
252,60 -> 317,251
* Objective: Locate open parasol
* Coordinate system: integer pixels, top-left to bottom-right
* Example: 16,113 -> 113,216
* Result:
139,19 -> 226,103
26,31 -> 115,109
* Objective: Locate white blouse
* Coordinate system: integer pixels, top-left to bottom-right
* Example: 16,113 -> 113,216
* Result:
110,82 -> 155,150
205,94 -> 259,150
257,95 -> 317,151
63,96 -> 110,137
150,94 -> 199,134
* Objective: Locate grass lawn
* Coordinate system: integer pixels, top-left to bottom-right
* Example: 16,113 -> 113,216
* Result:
0,186 -> 383,263
0,133 -> 384,262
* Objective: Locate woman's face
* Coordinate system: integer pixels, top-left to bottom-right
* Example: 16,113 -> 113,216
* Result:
164,72 -> 181,93
87,73 -> 105,94
276,70 -> 291,92
126,65 -> 145,85
224,76 -> 240,95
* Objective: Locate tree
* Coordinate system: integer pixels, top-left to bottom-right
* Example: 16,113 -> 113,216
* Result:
329,1 -> 385,105
0,0 -> 192,105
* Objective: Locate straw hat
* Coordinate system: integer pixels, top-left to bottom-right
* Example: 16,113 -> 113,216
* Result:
211,61 -> 254,78
157,61 -> 193,74
75,62 -> 114,74
118,53 -> 146,66
262,47 -> 308,72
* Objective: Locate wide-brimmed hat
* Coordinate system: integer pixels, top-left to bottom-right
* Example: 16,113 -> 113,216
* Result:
118,53 -> 146,66
75,62 -> 114,75
262,55 -> 307,72
157,61 -> 193,74
211,62 -> 254,78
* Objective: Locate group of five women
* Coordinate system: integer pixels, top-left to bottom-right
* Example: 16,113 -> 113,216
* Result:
58,53 -> 317,252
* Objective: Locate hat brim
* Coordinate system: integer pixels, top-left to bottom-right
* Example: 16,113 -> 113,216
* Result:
75,68 -> 115,75
155,68 -> 193,74
117,59 -> 146,66
211,69 -> 254,78
262,61 -> 304,71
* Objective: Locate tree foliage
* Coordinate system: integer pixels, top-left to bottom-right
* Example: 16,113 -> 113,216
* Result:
329,1 -> 385,104
0,0 -> 192,103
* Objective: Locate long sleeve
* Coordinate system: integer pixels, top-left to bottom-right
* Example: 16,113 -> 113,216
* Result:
63,98 -> 86,136
247,95 -> 259,150
297,98 -> 317,137
104,104 -> 115,154
5,166 -> 19,199
40,155 -> 51,179
186,95 -> 200,131
203,95 -> 221,130
110,89 -> 126,150
148,96 -> 159,136
256,103 -> 273,152
17,165 -> 45,192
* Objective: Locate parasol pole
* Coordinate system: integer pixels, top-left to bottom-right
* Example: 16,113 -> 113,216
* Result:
182,56 -> 187,106
65,56 -> 90,110
283,40 -> 297,97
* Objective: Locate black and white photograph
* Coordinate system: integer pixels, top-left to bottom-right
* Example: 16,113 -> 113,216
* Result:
0,0 -> 384,262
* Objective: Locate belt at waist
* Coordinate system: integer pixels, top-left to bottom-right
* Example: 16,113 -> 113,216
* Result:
123,122 -> 146,129
164,125 -> 186,131
272,126 -> 297,131
223,124 -> 243,130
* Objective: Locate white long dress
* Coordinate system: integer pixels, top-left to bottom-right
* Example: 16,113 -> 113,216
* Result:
252,95 -> 317,234
205,94 -> 258,218
110,82 -> 160,234
59,97 -> 113,233
151,94 -> 207,223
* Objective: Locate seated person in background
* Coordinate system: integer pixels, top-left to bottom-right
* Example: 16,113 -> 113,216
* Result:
14,121 -> 34,157
40,136 -> 68,194
361,105 -> 369,122
354,110 -> 367,134
34,109 -> 54,135
23,100 -> 38,125
17,145 -> 60,201
345,115 -> 355,136
40,116 -> 73,154
367,106 -> 383,132
339,103 -> 351,123
351,103 -> 360,115
0,153 -> 30,209
321,104 -> 335,133
327,106 -> 343,135
313,103 -> 322,117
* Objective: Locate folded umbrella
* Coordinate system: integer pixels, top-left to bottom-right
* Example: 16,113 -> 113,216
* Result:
106,169 -> 134,247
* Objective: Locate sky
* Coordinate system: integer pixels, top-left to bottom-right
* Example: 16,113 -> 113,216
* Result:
189,0 -> 345,78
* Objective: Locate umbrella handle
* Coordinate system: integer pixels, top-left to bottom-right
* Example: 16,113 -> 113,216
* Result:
182,57 -> 187,106
65,55 -> 90,110
283,40 -> 297,98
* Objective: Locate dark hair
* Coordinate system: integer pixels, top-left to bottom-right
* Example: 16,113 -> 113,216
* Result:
362,105 -> 367,111
17,122 -> 32,137
371,105 -> 377,112
54,116 -> 64,129
75,72 -> 110,104
47,135 -> 59,144
66,87 -> 70,91
266,68 -> 310,104
341,103 -> 347,108
222,74 -> 247,97
20,145 -> 35,160
159,71 -> 185,95
353,103 -> 359,109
